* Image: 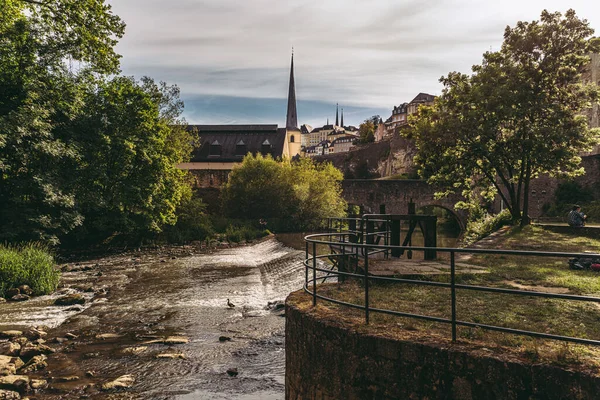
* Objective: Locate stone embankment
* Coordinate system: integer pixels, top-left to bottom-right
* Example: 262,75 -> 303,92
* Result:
286,290 -> 600,400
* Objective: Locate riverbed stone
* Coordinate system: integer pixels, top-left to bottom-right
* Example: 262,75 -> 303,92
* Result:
23,329 -> 46,341
0,333 -> 21,340
0,356 -> 17,376
19,354 -> 47,373
54,294 -> 85,306
5,289 -> 19,298
0,375 -> 29,392
9,295 -> 29,303
0,299 -> 6,304
95,333 -> 121,340
100,374 -> 135,391
226,367 -> 238,377
16,286 -> 32,296
64,333 -> 78,340
0,342 -> 20,357
29,379 -> 47,390
155,352 -> 186,359
19,343 -> 54,359
55,376 -> 79,382
0,389 -> 20,399
121,346 -> 147,356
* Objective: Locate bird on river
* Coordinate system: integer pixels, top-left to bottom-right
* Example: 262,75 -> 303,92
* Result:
227,299 -> 235,308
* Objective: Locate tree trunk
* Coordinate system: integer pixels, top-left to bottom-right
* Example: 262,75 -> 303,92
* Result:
520,161 -> 532,227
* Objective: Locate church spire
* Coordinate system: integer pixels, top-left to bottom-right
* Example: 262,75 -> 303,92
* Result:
286,50 -> 298,129
335,103 -> 339,126
341,108 -> 344,127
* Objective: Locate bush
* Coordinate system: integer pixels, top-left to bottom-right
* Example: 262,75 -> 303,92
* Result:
163,197 -> 214,243
0,243 -> 60,298
463,209 -> 513,245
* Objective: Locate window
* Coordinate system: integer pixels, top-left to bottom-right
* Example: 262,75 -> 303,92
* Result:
290,135 -> 295,143
235,139 -> 246,156
209,140 -> 221,156
261,139 -> 272,154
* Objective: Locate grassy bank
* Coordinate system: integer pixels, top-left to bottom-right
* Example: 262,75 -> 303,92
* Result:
0,243 -> 60,298
312,225 -> 600,368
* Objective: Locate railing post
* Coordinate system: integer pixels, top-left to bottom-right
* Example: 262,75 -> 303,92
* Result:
365,245 -> 369,324
451,250 -> 456,342
305,240 -> 309,287
312,241 -> 317,307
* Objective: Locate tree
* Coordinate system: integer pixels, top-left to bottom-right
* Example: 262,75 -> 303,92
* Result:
358,119 -> 376,144
408,10 -> 600,225
0,0 -> 125,242
221,155 -> 346,230
63,76 -> 193,243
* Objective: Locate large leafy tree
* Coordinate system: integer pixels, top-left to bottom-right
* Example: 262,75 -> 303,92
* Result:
0,0 -> 125,242
221,155 -> 346,230
409,10 -> 600,225
62,77 -> 193,243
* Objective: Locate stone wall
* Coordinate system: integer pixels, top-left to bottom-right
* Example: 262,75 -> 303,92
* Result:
286,290 -> 600,400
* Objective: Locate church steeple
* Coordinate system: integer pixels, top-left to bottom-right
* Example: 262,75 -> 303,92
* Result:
286,51 -> 298,129
341,108 -> 344,127
335,103 -> 339,126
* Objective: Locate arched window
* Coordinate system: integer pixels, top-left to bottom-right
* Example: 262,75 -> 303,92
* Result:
290,135 -> 295,143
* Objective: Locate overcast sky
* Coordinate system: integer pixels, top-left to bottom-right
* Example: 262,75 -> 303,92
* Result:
108,0 -> 600,127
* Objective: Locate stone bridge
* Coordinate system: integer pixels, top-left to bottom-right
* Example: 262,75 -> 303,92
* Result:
341,179 -> 467,229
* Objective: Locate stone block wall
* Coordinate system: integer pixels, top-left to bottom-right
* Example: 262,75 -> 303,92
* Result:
286,291 -> 600,400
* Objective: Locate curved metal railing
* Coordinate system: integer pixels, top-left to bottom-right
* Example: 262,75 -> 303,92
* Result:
303,232 -> 600,346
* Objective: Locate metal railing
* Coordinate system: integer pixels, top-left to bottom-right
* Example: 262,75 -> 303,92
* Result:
303,232 -> 600,346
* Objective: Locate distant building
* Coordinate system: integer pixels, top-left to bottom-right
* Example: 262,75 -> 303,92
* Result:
376,93 -> 436,141
179,54 -> 302,188
301,104 -> 358,150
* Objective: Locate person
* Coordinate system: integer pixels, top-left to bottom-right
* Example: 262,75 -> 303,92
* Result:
568,205 -> 587,227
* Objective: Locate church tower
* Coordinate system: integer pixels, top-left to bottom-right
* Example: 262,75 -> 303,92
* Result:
286,52 -> 298,130
284,50 -> 301,158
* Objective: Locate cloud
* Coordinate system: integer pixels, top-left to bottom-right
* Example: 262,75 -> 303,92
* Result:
109,0 -> 600,122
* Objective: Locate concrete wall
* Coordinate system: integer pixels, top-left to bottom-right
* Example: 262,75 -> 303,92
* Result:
286,290 -> 600,400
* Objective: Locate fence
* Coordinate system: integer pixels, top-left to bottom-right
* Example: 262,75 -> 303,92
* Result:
303,231 -> 600,346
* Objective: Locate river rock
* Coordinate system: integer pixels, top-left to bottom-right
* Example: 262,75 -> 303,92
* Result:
100,374 -> 135,391
5,289 -> 19,298
218,336 -> 232,342
0,375 -> 29,392
29,379 -> 47,390
19,343 -> 54,359
0,298 -> 6,304
24,328 -> 46,341
0,356 -> 18,376
0,333 -> 21,341
0,342 -> 20,357
55,376 -> 79,382
0,389 -> 20,399
142,336 -> 189,345
9,295 -> 29,302
226,367 -> 238,377
155,353 -> 185,359
17,286 -> 32,296
19,354 -> 47,373
64,333 -> 78,340
54,294 -> 85,306
95,333 -> 121,340
121,346 -> 147,356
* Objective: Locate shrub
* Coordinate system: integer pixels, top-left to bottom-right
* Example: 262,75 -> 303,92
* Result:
163,196 -> 214,243
0,243 -> 60,298
463,209 -> 513,246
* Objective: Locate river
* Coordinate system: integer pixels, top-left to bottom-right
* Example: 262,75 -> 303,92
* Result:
0,238 -> 306,399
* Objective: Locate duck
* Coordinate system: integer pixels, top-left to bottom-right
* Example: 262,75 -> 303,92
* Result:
227,298 -> 235,308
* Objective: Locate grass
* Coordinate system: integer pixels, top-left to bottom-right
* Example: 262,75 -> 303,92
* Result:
0,243 -> 60,298
307,225 -> 600,368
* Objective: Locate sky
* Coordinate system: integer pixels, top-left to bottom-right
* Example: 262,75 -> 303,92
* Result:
107,0 -> 600,128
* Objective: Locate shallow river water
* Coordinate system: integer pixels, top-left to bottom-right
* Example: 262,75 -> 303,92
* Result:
0,238 -> 306,399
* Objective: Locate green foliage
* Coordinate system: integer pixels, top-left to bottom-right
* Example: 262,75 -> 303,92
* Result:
408,10 -> 600,226
0,0 -> 125,243
463,209 -> 513,245
224,224 -> 268,243
221,154 -> 346,231
162,197 -> 214,243
62,76 -> 193,245
543,181 -> 600,221
357,119 -> 375,144
0,243 -> 59,298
